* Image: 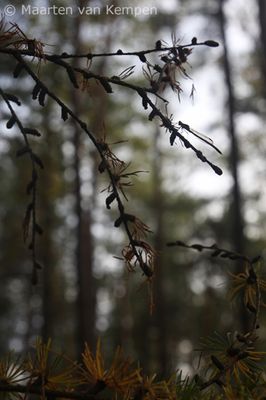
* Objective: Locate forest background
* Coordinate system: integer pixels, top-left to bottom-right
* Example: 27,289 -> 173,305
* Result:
0,0 -> 266,382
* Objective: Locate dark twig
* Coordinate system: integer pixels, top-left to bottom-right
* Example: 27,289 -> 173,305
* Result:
168,239 -> 263,391
0,86 -> 42,284
12,53 -> 153,279
166,240 -> 254,262
0,383 -> 108,400
0,40 -> 219,60
0,40 -> 223,174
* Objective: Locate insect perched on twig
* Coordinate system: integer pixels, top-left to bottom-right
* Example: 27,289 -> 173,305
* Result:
178,121 -> 222,154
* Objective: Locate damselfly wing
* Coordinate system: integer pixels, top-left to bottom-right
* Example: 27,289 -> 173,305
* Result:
178,121 -> 222,154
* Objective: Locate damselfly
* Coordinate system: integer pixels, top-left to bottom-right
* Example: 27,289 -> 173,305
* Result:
178,121 -> 222,154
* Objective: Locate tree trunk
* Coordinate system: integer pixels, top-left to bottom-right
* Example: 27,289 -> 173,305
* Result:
218,0 -> 248,331
258,0 -> 266,95
71,0 -> 96,355
152,125 -> 167,376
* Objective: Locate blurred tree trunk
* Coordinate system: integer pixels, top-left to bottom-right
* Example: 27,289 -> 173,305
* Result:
71,0 -> 114,355
218,0 -> 248,331
41,158 -> 57,341
40,112 -> 67,345
258,0 -> 266,95
152,126 -> 167,376
71,0 -> 96,355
